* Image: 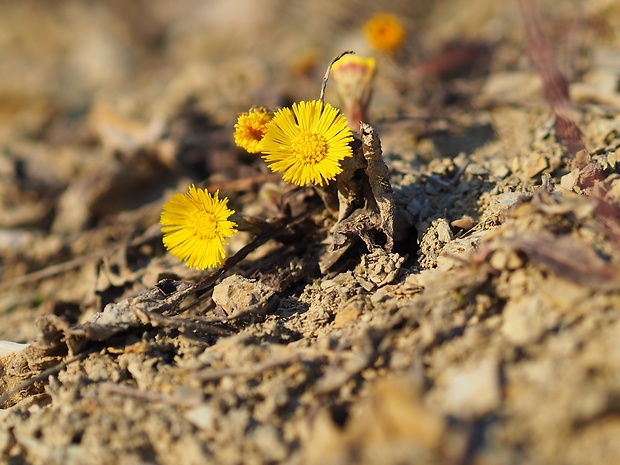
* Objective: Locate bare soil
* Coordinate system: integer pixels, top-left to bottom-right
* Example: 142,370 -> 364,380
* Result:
1,1 -> 620,464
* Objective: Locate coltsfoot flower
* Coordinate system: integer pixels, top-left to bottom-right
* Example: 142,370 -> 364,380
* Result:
234,106 -> 273,153
364,13 -> 406,52
260,100 -> 354,186
160,185 -> 237,269
331,55 -> 377,127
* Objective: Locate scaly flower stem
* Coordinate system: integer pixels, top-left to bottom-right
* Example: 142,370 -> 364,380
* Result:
319,50 -> 355,105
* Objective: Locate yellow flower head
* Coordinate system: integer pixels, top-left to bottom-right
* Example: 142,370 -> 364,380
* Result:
330,55 -> 377,126
364,13 -> 406,52
260,100 -> 354,187
234,106 -> 273,153
160,185 -> 237,269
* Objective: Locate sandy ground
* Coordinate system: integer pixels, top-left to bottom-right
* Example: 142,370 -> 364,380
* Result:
1,1 -> 620,464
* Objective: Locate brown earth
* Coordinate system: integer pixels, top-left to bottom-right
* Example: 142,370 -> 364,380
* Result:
1,1 -> 620,464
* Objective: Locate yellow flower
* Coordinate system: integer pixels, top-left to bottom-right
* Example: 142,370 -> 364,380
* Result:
234,106 -> 273,153
260,100 -> 354,186
160,185 -> 237,269
363,13 -> 406,52
330,55 -> 377,126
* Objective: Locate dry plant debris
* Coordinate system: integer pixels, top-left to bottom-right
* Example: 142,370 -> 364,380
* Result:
1,1 -> 620,465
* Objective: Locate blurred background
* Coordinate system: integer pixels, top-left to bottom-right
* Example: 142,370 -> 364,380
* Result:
1,0 -> 619,341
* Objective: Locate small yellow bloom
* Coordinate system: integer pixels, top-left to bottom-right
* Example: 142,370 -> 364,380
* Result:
331,55 -> 377,126
234,106 -> 273,153
260,100 -> 354,187
160,185 -> 237,269
363,13 -> 406,52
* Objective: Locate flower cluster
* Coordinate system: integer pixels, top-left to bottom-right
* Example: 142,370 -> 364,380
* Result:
163,100 -> 355,269
235,100 -> 354,187
161,47 -> 388,270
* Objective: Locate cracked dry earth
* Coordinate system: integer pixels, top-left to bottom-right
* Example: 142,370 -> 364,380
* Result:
2,1 -> 620,464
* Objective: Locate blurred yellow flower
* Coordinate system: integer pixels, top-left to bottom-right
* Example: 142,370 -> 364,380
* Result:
160,185 -> 237,269
260,100 -> 354,186
363,13 -> 406,52
234,106 -> 273,153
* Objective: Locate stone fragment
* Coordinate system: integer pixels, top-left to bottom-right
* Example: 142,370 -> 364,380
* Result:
359,376 -> 444,448
450,215 -> 476,231
493,164 -> 510,179
489,248 -> 524,271
212,275 -> 276,317
334,299 -> 363,328
184,404 -> 214,430
521,152 -> 548,178
435,218 -> 453,243
443,358 -> 501,418
0,341 -> 29,356
501,294 -> 552,345
304,376 -> 444,465
560,170 -> 578,191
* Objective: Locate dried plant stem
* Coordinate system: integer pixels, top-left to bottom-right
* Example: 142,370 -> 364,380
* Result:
195,353 -> 304,381
360,122 -> 394,252
319,50 -> 355,104
516,0 -> 586,156
99,383 -> 202,407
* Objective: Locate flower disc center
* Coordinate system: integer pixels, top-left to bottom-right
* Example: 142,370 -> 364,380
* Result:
292,131 -> 328,164
191,210 -> 218,240
248,125 -> 265,141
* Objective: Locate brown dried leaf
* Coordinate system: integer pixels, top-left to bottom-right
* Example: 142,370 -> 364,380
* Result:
321,122 -> 396,272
